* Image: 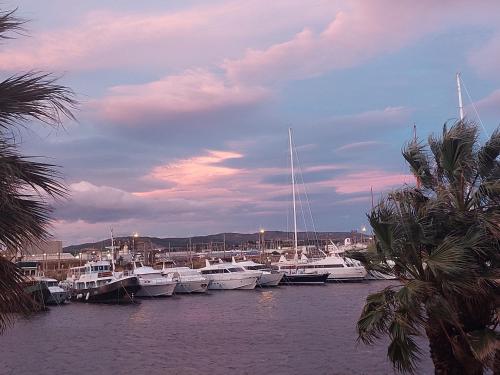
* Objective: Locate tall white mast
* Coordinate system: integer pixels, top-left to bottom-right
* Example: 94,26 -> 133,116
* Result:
456,72 -> 465,121
110,228 -> 116,271
288,128 -> 298,255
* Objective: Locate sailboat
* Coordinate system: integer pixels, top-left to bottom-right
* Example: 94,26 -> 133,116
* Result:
272,128 -> 329,285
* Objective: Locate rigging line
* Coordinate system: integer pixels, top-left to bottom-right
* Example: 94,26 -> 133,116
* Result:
293,137 -> 320,247
460,76 -> 490,138
291,138 -> 310,245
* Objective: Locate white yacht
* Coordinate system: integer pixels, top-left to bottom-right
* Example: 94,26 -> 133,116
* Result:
160,263 -> 209,293
199,260 -> 259,290
63,260 -> 140,303
231,258 -> 283,287
131,261 -> 177,297
274,252 -> 366,282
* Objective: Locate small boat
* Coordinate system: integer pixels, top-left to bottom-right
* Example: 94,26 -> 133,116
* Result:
159,262 -> 209,293
131,261 -> 176,297
63,261 -> 140,304
42,277 -> 69,304
16,261 -> 68,305
199,260 -> 259,290
231,257 -> 284,287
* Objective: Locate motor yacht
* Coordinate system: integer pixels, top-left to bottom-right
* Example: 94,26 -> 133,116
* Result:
160,263 -> 209,293
231,258 -> 283,287
130,261 -> 177,297
272,256 -> 330,284
300,253 -> 367,282
63,260 -> 140,304
199,260 -> 259,290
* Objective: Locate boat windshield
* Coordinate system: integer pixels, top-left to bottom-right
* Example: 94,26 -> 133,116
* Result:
245,265 -> 266,270
140,273 -> 162,279
227,267 -> 244,273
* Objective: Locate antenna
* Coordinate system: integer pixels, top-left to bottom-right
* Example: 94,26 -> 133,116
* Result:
456,72 -> 465,121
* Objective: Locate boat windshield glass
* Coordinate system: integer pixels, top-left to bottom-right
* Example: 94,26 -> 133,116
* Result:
246,265 -> 266,270
227,267 -> 244,272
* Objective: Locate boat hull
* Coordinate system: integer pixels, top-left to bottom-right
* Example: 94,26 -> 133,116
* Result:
257,272 -> 283,287
47,287 -> 69,305
322,267 -> 367,282
207,276 -> 258,290
71,277 -> 140,304
174,280 -> 209,293
280,273 -> 329,285
136,282 -> 176,297
24,281 -> 51,307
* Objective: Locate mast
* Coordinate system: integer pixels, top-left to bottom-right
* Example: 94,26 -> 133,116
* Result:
288,128 -> 298,255
110,228 -> 116,271
456,72 -> 465,121
413,123 -> 421,189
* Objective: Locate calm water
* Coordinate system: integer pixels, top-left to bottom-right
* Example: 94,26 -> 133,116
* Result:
1,282 -> 432,375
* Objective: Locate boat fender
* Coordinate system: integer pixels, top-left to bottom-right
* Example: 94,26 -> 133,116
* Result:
86,292 -> 90,300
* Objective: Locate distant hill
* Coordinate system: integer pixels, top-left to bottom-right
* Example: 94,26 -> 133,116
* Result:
63,231 -> 359,254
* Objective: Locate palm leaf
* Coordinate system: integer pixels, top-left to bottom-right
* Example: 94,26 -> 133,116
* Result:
0,257 -> 38,333
0,72 -> 76,130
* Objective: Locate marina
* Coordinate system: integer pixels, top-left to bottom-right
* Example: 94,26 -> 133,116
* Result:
0,282 -> 433,375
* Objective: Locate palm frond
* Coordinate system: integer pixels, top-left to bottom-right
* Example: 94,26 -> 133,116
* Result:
387,334 -> 421,374
478,128 -> 500,179
0,72 -> 76,130
437,120 -> 477,185
402,141 -> 435,189
424,236 -> 472,278
357,287 -> 396,344
0,257 -> 37,333
0,9 -> 25,40
467,328 -> 498,366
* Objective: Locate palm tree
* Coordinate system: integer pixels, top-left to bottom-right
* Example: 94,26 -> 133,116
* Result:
0,9 -> 76,333
356,120 -> 500,374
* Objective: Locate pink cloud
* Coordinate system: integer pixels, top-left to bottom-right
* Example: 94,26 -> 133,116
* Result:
93,69 -> 270,124
223,1 -> 500,84
324,170 -> 413,194
144,150 -> 244,188
0,1 -> 338,72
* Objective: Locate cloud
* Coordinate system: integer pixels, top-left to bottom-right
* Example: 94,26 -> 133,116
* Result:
324,170 -> 413,194
93,69 -> 270,125
223,1 -> 500,85
222,1 -> 444,84
470,89 -> 500,119
336,141 -> 385,152
143,150 -> 244,190
0,1 -> 338,72
469,34 -> 500,79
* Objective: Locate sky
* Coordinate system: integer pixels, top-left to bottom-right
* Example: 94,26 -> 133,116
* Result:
3,0 -> 500,245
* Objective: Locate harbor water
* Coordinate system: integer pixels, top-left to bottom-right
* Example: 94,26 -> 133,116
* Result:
1,281 -> 433,375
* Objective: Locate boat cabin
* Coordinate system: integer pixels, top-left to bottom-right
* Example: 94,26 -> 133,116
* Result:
200,266 -> 245,274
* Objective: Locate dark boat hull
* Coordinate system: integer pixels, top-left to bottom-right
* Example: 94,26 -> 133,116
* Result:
24,281 -> 51,308
71,277 -> 140,304
280,273 -> 329,285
